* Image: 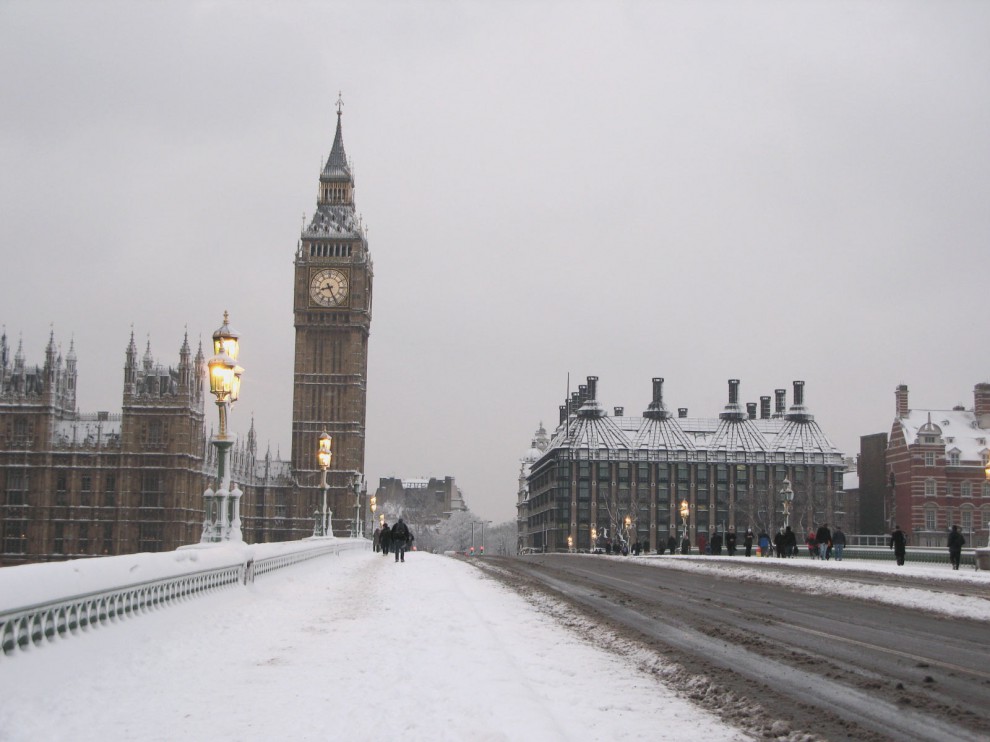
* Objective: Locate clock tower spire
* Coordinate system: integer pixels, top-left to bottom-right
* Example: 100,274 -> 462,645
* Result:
290,97 -> 373,537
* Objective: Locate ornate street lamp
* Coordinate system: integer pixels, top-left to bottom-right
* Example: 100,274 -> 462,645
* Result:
318,431 -> 332,537
591,526 -> 597,552
369,494 -> 377,537
779,478 -> 795,530
352,473 -> 363,538
201,311 -> 244,543
679,499 -> 690,543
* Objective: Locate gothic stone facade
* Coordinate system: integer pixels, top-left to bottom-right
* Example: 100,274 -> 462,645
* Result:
519,377 -> 846,553
0,331 -> 294,566
289,105 -> 373,537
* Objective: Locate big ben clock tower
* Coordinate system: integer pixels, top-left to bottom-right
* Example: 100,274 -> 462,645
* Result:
290,98 -> 373,536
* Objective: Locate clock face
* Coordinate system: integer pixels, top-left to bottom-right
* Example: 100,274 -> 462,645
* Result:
309,269 -> 350,307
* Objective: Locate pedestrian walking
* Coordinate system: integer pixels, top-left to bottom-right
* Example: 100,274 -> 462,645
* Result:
783,526 -> 797,558
743,528 -> 754,557
806,531 -> 818,559
372,526 -> 381,553
726,529 -> 737,556
889,524 -> 907,566
680,535 -> 691,555
380,522 -> 391,557
773,529 -> 784,558
947,525 -> 966,570
667,535 -> 678,555
391,517 -> 410,562
815,523 -> 832,561
758,531 -> 770,557
710,531 -> 723,556
832,527 -> 846,561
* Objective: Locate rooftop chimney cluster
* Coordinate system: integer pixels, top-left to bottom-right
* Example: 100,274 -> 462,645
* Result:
558,376 -> 816,423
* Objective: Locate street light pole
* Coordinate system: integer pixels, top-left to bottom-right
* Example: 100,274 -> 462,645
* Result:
352,473 -> 363,539
202,311 -> 244,544
780,478 -> 794,530
318,432 -> 332,537
679,499 -> 690,546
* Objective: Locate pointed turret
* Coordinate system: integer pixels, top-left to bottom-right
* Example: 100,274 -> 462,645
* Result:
143,338 -> 154,371
124,330 -> 138,388
178,329 -> 192,392
316,95 -> 355,208
321,94 -> 352,182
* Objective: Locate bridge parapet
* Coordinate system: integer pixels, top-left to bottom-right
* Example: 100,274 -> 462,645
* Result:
0,538 -> 368,659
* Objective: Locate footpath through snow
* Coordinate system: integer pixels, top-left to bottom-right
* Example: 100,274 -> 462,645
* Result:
0,548 -> 747,742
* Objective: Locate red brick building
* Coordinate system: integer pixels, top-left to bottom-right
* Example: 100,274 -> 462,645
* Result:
887,383 -> 990,547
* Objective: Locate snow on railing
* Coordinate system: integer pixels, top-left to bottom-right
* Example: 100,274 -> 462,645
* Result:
0,538 -> 368,659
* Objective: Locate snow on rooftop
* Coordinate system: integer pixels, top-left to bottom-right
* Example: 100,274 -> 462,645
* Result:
898,408 -> 990,462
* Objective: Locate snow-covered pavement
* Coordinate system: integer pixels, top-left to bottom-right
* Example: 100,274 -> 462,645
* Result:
0,548 -> 749,742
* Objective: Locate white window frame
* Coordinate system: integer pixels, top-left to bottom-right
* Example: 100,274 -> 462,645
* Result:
924,451 -> 935,467
924,508 -> 937,531
924,478 -> 936,497
962,481 -> 973,498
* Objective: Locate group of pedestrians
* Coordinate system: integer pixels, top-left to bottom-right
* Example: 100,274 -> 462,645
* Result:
600,522 -> 970,569
372,517 -> 415,562
888,523 -> 966,569
801,523 -> 847,560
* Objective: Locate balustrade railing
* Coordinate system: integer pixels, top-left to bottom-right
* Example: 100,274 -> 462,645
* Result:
0,539 -> 367,659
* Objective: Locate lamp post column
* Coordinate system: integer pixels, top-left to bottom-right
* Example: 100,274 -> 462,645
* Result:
202,311 -> 243,544
318,432 -> 332,537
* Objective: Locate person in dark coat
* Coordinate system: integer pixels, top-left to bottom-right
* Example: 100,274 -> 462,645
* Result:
379,522 -> 391,557
889,524 -> 907,566
372,526 -> 381,553
710,531 -> 723,556
725,529 -> 737,556
831,527 -> 846,561
815,523 -> 832,560
773,529 -> 784,558
783,526 -> 797,558
680,535 -> 690,555
391,518 -> 410,562
743,528 -> 754,557
667,535 -> 678,555
947,525 -> 966,570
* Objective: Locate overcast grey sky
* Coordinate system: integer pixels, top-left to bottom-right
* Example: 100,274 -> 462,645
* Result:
2,1 -> 989,524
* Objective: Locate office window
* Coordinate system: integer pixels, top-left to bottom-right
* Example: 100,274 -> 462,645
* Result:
924,452 -> 935,467
924,508 -> 936,531
962,481 -> 973,498
924,479 -> 936,497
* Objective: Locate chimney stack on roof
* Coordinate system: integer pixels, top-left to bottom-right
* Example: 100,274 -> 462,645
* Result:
720,378 -> 746,420
678,408 -> 688,418
586,376 -> 599,402
644,377 -> 671,420
559,405 -> 567,425
895,384 -> 909,418
760,396 -> 771,419
747,402 -> 757,419
974,383 -> 990,428
774,389 -> 786,417
786,380 -> 813,422
614,406 -> 624,416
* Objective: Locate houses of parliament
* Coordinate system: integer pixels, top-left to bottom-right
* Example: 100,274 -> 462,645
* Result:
0,106 -> 373,566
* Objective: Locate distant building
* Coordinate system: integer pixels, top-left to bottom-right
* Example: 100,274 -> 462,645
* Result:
519,376 -> 846,553
0,330 -> 294,566
886,384 -> 990,547
517,423 -> 550,552
856,432 -> 890,534
373,476 -> 467,532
